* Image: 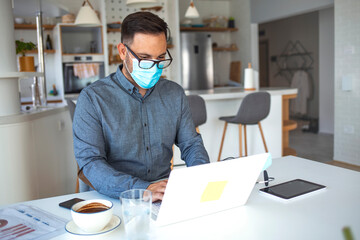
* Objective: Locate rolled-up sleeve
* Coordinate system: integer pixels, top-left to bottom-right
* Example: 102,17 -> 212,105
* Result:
73,91 -> 150,199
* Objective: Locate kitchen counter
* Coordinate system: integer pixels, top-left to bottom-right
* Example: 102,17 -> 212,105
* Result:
0,104 -> 77,205
186,87 -> 297,100
173,87 -> 298,165
0,103 -> 67,125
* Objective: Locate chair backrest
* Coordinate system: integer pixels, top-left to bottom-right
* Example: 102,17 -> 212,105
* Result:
233,92 -> 271,124
65,98 -> 91,193
187,95 -> 207,127
66,98 -> 76,121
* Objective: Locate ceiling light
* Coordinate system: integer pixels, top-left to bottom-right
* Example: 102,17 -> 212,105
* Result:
126,0 -> 160,7
185,0 -> 200,19
75,0 -> 101,27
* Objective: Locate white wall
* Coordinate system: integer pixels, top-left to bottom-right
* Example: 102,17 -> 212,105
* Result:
319,7 -> 334,134
251,0 -> 333,24
259,12 -> 319,119
230,0 -> 252,81
333,0 -> 360,165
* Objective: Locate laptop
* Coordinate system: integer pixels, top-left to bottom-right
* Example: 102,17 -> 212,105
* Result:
153,153 -> 271,226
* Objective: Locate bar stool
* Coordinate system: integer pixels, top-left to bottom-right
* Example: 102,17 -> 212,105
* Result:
217,92 -> 270,161
171,95 -> 207,169
187,95 -> 207,133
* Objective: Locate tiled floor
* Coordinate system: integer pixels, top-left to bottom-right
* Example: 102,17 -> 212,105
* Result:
289,121 -> 334,163
289,120 -> 360,172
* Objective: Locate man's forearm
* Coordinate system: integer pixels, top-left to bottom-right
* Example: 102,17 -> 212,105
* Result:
81,160 -> 151,198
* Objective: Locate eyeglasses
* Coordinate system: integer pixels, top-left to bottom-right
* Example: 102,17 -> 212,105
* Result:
124,44 -> 173,70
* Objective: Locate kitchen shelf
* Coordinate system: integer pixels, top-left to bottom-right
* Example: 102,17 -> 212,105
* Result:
180,27 -> 238,32
283,120 -> 297,131
282,94 -> 298,156
24,49 -> 56,54
283,147 -> 297,156
107,28 -> 121,33
14,24 -> 55,30
62,53 -> 104,55
109,59 -> 122,65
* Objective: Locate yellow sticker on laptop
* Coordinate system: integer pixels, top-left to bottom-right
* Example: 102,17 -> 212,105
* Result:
200,181 -> 228,202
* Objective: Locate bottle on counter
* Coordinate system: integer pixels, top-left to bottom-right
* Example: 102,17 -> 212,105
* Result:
244,62 -> 255,91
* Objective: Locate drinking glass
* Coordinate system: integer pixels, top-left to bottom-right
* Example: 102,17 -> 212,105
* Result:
120,189 -> 152,240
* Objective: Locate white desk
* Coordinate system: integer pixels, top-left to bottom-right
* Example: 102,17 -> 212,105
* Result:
4,156 -> 360,240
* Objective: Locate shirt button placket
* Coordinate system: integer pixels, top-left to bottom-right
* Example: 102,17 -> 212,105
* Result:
142,99 -> 151,177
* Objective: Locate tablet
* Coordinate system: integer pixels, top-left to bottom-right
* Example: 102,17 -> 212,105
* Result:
259,179 -> 326,200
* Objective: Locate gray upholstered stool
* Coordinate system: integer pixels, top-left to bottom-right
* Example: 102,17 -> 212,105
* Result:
187,95 -> 207,133
217,92 -> 271,161
171,95 -> 207,169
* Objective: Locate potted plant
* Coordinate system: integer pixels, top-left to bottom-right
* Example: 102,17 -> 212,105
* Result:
228,17 -> 235,28
15,40 -> 37,72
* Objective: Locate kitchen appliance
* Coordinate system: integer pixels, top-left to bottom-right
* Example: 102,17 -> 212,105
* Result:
63,55 -> 105,94
181,32 -> 214,90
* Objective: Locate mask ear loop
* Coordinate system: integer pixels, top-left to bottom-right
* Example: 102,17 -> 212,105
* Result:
123,49 -> 132,74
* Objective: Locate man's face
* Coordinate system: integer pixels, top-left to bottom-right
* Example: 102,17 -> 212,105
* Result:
118,33 -> 167,84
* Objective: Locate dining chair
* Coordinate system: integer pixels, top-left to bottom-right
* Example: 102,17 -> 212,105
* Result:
66,98 -> 92,193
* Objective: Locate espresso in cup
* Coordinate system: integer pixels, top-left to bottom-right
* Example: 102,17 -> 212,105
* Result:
76,202 -> 110,213
71,199 -> 113,233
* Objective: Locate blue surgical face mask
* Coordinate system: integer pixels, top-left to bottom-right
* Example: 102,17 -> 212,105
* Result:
124,55 -> 163,89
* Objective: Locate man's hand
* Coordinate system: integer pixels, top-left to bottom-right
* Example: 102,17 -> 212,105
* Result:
146,180 -> 168,202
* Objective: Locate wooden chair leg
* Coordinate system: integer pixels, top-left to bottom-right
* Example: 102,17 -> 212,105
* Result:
218,122 -> 228,161
244,125 -> 247,157
75,164 -> 79,193
239,124 -> 243,157
258,122 -> 268,152
171,145 -> 174,170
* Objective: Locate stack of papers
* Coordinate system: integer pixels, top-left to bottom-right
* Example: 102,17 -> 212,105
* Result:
0,205 -> 66,240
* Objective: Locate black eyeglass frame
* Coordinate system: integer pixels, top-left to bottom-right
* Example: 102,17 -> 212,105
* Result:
124,44 -> 173,70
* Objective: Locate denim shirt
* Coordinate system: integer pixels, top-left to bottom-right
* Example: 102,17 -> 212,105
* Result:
73,66 -> 210,198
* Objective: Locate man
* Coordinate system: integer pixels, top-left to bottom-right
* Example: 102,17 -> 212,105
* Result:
73,12 -> 209,201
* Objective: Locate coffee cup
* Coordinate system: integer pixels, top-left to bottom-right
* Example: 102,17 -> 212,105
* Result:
71,199 -> 113,233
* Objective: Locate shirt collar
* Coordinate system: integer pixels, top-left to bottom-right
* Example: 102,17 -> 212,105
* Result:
115,65 -> 155,97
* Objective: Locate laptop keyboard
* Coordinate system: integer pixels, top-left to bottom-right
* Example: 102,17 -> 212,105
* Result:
151,201 -> 162,221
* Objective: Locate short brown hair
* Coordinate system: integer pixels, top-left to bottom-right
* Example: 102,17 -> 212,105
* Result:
121,12 -> 169,45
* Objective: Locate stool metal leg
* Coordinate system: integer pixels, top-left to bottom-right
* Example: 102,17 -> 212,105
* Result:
218,122 -> 228,161
244,125 -> 247,157
239,124 -> 243,157
258,122 -> 268,152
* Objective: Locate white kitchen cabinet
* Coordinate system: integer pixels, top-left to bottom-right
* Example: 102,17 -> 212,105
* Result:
0,106 -> 77,206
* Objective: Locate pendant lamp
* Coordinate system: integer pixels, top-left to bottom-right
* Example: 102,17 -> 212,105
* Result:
75,0 -> 101,27
185,0 -> 200,19
126,0 -> 159,7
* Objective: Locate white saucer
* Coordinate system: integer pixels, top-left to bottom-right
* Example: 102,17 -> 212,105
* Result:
65,215 -> 121,236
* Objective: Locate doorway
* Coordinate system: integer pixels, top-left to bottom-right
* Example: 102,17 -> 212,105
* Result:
259,40 -> 269,87
258,10 -> 334,164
